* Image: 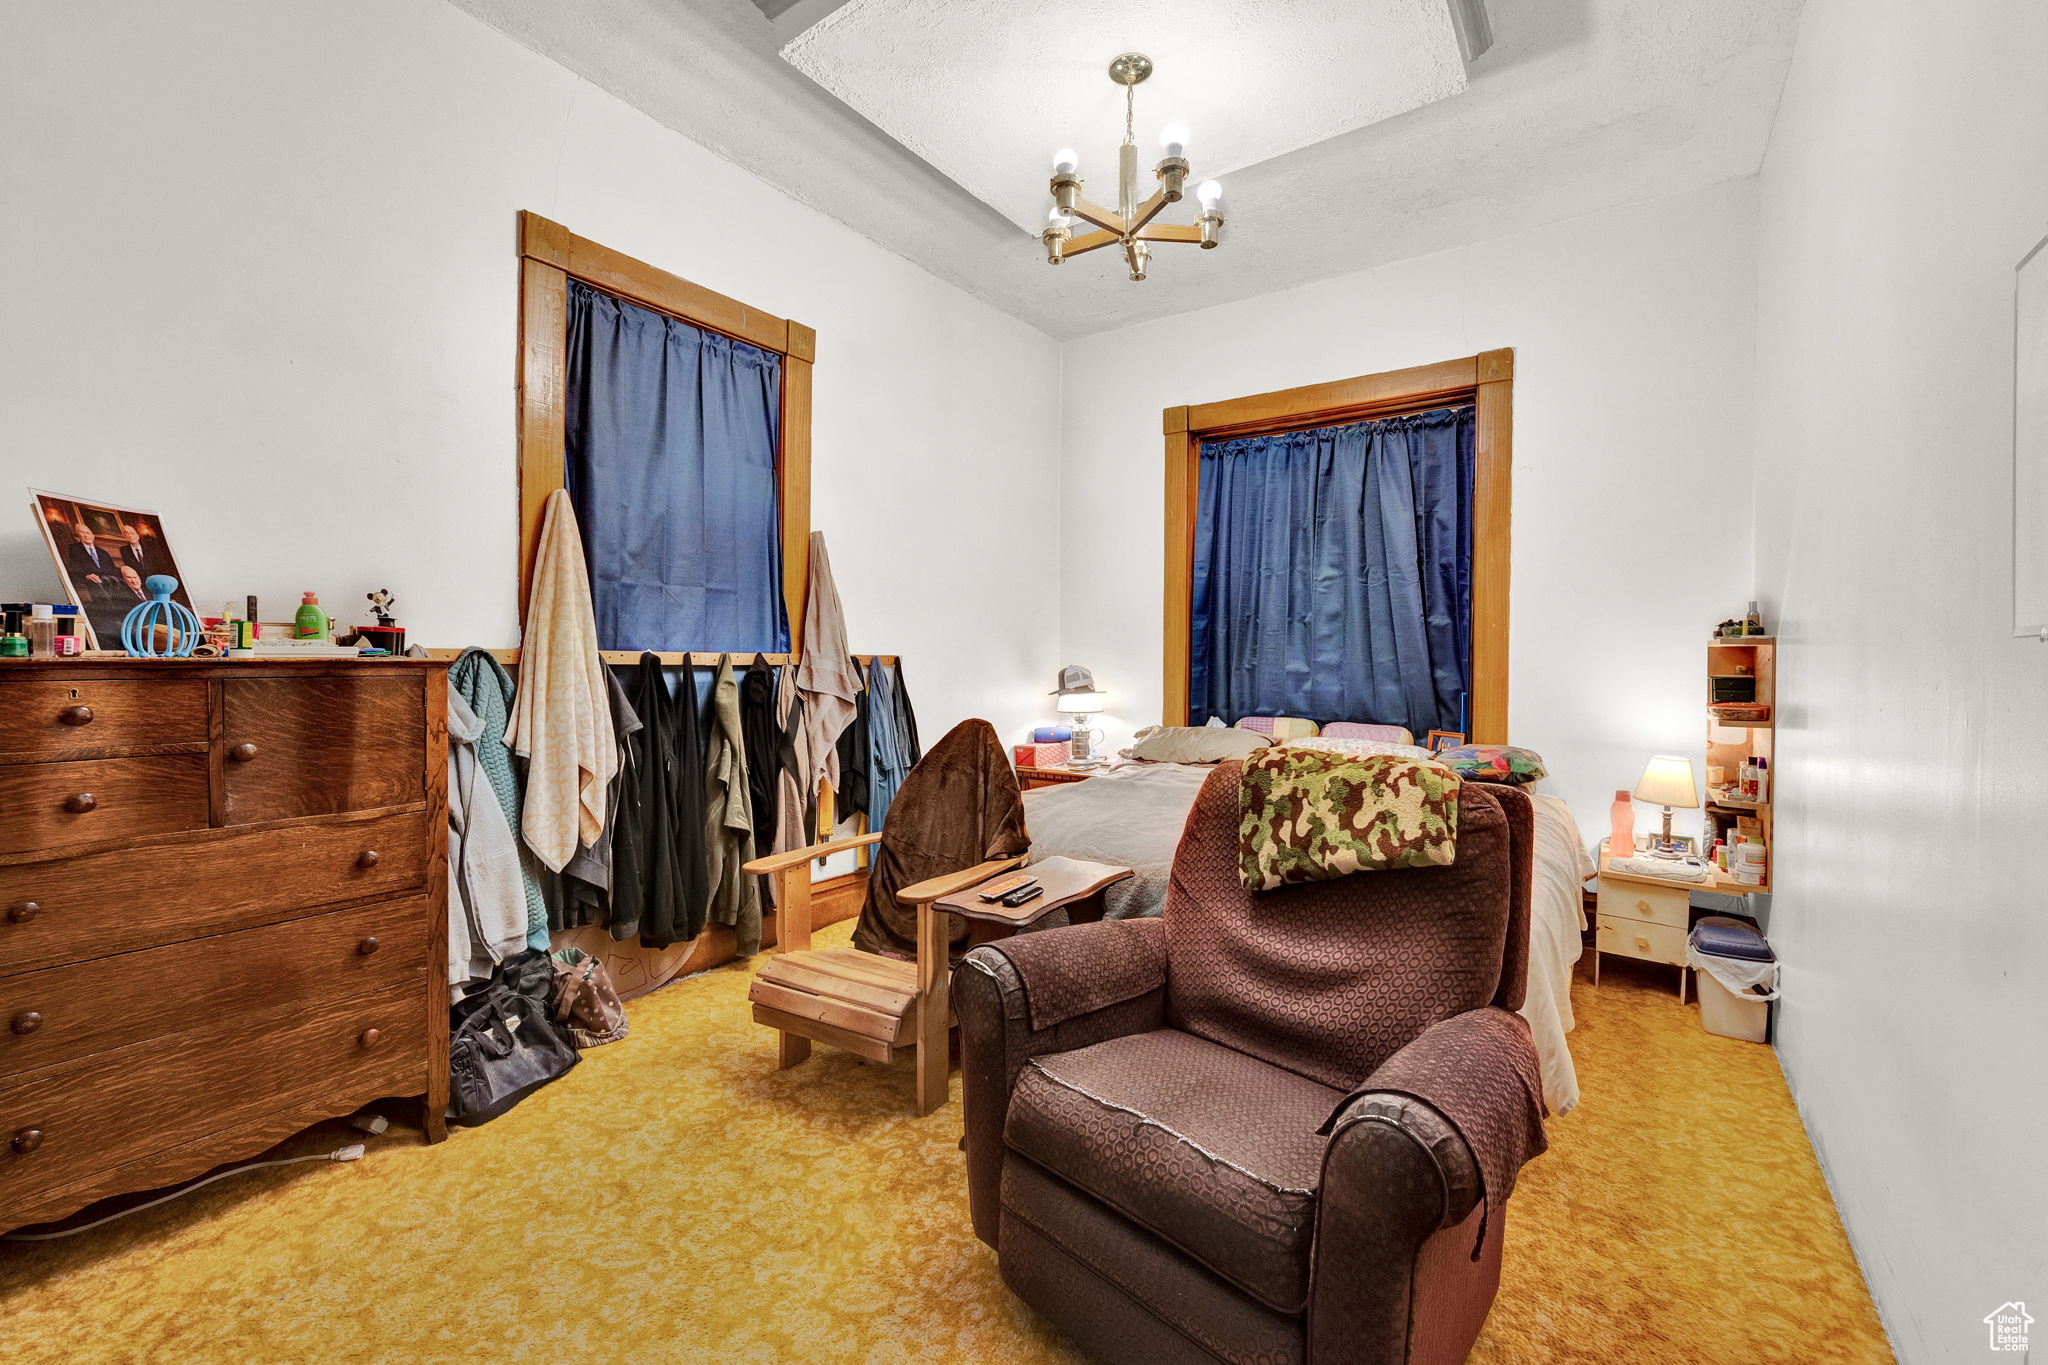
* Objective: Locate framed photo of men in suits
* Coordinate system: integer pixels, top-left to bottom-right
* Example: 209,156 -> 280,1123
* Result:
31,490 -> 193,649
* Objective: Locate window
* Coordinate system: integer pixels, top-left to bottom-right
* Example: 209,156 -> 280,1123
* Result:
515,211 -> 814,659
1162,351 -> 1512,741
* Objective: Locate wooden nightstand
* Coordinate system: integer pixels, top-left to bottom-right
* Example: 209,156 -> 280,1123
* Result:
1593,850 -> 1696,1001
1017,763 -> 1102,791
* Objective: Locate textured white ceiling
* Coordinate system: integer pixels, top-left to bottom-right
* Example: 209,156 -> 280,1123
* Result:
444,0 -> 1807,340
780,0 -> 1469,235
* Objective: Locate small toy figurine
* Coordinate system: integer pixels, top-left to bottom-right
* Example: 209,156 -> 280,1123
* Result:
366,588 -> 398,628
122,575 -> 202,658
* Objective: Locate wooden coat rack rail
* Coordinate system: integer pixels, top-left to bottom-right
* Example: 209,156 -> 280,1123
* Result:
417,646 -> 905,870
420,648 -> 899,668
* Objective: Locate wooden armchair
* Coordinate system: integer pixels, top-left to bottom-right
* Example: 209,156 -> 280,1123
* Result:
744,830 -> 883,957
744,835 -> 1024,1115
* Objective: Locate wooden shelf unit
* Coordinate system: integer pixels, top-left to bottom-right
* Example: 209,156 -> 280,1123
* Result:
1705,636 -> 1773,893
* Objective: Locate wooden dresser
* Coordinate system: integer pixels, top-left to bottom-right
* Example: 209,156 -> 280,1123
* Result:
0,659 -> 448,1233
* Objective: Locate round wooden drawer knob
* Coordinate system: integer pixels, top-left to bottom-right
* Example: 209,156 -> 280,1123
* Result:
1635,900 -> 1653,915
229,742 -> 259,763
1634,935 -> 1651,951
58,705 -> 93,727
10,1128 -> 44,1155
356,937 -> 380,956
10,1011 -> 42,1036
356,850 -> 380,870
358,1028 -> 383,1049
63,793 -> 96,814
6,902 -> 38,925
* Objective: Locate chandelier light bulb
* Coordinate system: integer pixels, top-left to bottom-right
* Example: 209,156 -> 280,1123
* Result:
1158,123 -> 1188,157
1046,208 -> 1073,229
1196,179 -> 1224,211
1052,148 -> 1080,174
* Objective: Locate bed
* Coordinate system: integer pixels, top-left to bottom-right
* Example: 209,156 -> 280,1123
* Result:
1023,762 -> 1594,1114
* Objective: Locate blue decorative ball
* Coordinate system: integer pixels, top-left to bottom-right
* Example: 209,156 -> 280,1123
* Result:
122,575 -> 202,658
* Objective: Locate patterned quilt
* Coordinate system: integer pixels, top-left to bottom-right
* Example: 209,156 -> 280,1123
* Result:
1238,748 -> 1461,890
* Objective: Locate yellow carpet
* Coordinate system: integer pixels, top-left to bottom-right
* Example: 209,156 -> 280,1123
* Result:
1,928 -> 1892,1364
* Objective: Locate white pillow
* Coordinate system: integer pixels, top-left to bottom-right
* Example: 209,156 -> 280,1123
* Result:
1128,725 -> 1274,764
1282,736 -> 1437,763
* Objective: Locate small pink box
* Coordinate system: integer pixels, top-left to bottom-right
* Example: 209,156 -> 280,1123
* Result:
1014,741 -> 1071,768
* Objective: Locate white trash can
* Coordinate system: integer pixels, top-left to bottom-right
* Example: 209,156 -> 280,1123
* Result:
1687,915 -> 1777,1044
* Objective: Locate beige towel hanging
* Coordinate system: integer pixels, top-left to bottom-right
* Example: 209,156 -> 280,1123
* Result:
509,489 -> 619,871
795,531 -> 861,796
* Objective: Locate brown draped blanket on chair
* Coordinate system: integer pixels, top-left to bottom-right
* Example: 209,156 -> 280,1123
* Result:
850,718 -> 1029,959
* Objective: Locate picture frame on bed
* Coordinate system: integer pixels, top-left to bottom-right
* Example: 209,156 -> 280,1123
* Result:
1425,730 -> 1465,754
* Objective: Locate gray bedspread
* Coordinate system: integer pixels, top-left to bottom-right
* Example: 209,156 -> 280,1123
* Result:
1022,763 -> 1211,920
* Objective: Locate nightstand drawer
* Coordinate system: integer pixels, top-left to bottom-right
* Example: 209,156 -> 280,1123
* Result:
1598,879 -> 1691,929
1597,916 -> 1688,967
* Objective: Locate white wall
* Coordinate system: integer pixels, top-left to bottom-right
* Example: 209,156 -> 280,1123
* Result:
0,0 -> 1063,747
1058,180 -> 1760,836
1751,2 -> 2048,1358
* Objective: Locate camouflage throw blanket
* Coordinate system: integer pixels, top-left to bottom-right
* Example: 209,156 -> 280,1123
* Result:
1238,748 -> 1460,891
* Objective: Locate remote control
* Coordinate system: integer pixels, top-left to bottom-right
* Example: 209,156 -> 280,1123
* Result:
977,873 -> 1038,902
998,885 -> 1045,909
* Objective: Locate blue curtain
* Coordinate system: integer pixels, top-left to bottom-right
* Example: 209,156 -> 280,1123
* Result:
565,281 -> 789,653
1190,406 -> 1474,737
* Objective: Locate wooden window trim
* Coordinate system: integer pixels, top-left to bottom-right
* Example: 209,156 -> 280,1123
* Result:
1162,349 -> 1513,743
514,210 -> 814,664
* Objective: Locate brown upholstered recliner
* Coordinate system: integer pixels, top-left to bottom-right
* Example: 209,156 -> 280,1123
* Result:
955,762 -> 1547,1365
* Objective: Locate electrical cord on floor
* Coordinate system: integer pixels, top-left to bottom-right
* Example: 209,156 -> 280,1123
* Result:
0,1145 -> 367,1242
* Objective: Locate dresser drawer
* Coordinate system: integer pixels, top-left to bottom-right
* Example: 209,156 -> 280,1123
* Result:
0,896 -> 429,1078
0,754 -> 209,855
1598,878 -> 1691,930
0,809 -> 430,976
220,675 -> 427,824
0,978 -> 427,1220
1597,915 -> 1688,967
0,677 -> 208,764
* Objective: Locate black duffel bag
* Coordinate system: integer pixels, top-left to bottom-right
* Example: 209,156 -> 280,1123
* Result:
447,949 -> 580,1127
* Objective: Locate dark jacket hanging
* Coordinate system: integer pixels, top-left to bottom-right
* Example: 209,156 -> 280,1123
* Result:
888,660 -> 922,771
616,654 -> 709,948
608,660 -> 657,943
739,653 -> 780,854
552,671 -> 642,933
668,658 -> 711,945
599,682 -> 644,939
740,653 -> 783,907
834,665 -> 873,823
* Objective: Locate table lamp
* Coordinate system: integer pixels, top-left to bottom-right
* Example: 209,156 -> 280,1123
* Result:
1633,754 -> 1700,853
1052,664 -> 1107,766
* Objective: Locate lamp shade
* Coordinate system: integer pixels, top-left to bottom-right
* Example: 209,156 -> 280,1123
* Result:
1633,755 -> 1700,809
1056,691 -> 1104,715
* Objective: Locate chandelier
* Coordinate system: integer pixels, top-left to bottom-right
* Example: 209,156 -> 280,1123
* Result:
1041,53 -> 1225,282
